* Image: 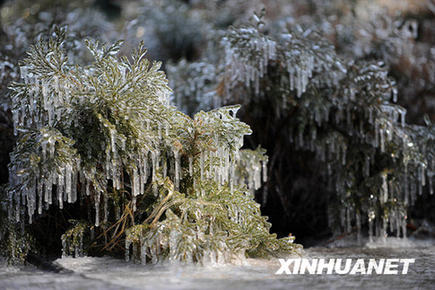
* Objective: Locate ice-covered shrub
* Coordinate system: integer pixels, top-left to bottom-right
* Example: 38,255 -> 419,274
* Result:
3,28 -> 300,263
168,14 -> 434,242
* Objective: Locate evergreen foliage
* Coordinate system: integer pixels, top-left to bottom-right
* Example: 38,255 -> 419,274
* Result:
168,10 -> 434,242
3,27 -> 299,263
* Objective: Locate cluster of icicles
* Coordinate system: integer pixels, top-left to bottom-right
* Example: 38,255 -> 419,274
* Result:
124,224 -> 247,265
123,109 -> 268,264
12,66 -> 74,135
223,29 -> 348,102
234,150 -> 268,198
7,65 -> 173,226
289,93 -> 432,243
223,27 -> 276,97
279,33 -> 347,98
9,66 -> 78,224
123,155 -> 267,264
222,27 -> 433,242
9,66 -> 269,260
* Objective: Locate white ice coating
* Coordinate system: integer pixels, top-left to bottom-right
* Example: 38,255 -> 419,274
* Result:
223,28 -> 276,98
132,168 -> 139,197
95,191 -> 100,227
10,46 -> 199,266
262,161 -> 267,183
103,195 -> 108,224
188,156 -> 193,176
9,38 -> 434,262
286,53 -> 315,97
381,173 -> 388,204
174,149 -> 181,191
66,164 -> 72,203
281,87 -> 429,242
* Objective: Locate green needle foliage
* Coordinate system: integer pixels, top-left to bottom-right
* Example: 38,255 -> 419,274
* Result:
2,27 -> 300,264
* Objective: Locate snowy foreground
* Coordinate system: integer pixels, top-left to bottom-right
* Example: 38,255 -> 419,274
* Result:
1,238 -> 434,290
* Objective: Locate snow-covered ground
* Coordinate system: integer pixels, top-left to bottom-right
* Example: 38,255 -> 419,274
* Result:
1,238 -> 434,290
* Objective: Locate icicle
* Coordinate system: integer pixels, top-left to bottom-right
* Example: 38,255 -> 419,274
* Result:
41,140 -> 47,161
368,210 -> 375,243
45,173 -> 53,204
86,180 -> 90,196
189,156 -> 193,176
400,110 -> 406,127
37,180 -> 43,215
381,173 -> 388,203
58,171 -> 64,209
132,168 -> 139,197
95,192 -> 100,227
262,161 -> 267,182
421,164 -> 426,186
229,163 -> 235,193
66,164 -> 72,203
125,239 -> 131,262
392,87 -> 398,103
174,149 -> 180,191
253,164 -> 261,190
151,151 -> 158,182
27,183 -> 36,224
110,129 -> 116,153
